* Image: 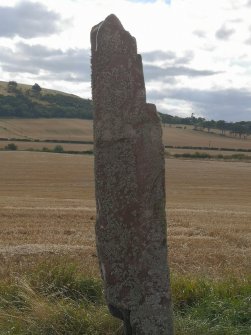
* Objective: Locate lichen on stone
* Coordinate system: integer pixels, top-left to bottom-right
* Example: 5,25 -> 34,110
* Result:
91,14 -> 174,334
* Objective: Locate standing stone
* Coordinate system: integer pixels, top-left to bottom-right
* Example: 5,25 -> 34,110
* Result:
91,14 -> 173,335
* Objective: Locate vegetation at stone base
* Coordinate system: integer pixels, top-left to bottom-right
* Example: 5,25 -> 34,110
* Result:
172,275 -> 251,335
0,263 -> 119,335
0,262 -> 249,335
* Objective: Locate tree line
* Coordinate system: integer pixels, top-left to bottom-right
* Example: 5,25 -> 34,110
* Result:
1,81 -> 250,138
160,113 -> 251,139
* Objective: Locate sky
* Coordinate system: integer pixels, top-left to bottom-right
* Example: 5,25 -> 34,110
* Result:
0,0 -> 251,121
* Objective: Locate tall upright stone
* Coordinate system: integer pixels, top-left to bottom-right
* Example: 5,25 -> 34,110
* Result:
91,14 -> 173,334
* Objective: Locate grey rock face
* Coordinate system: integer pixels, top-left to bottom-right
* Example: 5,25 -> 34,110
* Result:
91,14 -> 173,334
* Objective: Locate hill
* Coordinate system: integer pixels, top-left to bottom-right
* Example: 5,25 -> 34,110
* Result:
0,80 -> 186,123
0,80 -> 250,141
0,80 -> 93,119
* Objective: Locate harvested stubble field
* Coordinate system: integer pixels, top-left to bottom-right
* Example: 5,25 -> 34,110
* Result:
0,150 -> 250,334
0,151 -> 250,279
1,118 -> 251,151
163,125 -> 251,149
0,119 -> 94,142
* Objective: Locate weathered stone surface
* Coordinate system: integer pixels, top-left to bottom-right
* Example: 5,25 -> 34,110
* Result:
91,14 -> 173,334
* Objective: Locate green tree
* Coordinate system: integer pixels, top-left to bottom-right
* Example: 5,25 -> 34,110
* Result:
203,120 -> 214,132
31,83 -> 42,94
7,81 -> 18,93
216,120 -> 227,135
53,145 -> 64,153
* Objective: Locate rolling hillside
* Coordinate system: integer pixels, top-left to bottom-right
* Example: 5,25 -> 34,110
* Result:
0,80 -> 92,119
0,80 -> 250,153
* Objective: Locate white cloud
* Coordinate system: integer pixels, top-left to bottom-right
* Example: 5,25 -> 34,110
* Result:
0,0 -> 250,121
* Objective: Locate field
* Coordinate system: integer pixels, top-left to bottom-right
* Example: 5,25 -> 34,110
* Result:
1,118 -> 251,150
0,120 -> 250,334
0,151 -> 250,279
0,119 -> 93,142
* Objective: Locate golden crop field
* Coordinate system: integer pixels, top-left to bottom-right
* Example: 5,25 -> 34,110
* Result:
0,151 -> 250,280
0,119 -> 93,142
163,124 -> 251,149
1,118 -> 251,150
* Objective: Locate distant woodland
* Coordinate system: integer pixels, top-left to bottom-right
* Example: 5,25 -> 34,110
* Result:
0,81 -> 250,138
0,81 -> 93,119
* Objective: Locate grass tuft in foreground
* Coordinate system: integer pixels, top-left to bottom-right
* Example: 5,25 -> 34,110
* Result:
0,262 -> 250,334
172,274 -> 251,335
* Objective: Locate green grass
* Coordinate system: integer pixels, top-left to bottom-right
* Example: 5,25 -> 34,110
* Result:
0,262 -> 250,334
172,275 -> 251,334
0,263 -> 120,335
0,144 -> 94,155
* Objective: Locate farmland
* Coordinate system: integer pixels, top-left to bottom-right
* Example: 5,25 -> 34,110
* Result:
1,118 -> 251,163
1,118 -> 250,148
0,151 -> 250,279
0,121 -> 250,334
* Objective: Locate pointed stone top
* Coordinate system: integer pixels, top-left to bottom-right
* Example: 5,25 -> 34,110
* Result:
91,14 -> 123,37
90,14 -> 136,55
103,14 -> 124,30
